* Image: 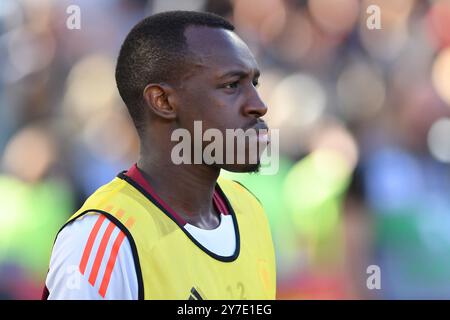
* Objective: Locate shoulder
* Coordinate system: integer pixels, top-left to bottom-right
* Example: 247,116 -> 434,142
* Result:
218,177 -> 264,211
231,180 -> 263,205
45,212 -> 138,300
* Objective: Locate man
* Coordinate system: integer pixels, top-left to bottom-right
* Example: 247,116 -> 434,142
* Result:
43,10 -> 276,300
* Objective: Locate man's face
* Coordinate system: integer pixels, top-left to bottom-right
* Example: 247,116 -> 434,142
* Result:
174,26 -> 269,172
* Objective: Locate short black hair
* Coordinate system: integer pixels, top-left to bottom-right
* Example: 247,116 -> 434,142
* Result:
115,10 -> 235,132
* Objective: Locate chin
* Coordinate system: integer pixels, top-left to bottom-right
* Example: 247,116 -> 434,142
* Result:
219,163 -> 261,174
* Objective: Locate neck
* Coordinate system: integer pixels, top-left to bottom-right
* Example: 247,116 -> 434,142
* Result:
137,149 -> 221,229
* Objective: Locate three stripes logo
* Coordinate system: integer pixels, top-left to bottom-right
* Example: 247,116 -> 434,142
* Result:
79,205 -> 135,298
188,287 -> 204,300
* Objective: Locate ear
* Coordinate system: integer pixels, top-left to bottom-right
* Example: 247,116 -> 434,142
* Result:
143,83 -> 177,120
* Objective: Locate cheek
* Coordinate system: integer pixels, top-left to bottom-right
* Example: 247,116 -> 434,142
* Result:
176,90 -> 209,127
178,86 -> 244,132
203,99 -> 239,132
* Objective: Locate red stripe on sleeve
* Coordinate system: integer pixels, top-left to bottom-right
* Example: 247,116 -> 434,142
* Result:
88,221 -> 116,286
98,231 -> 126,298
79,215 -> 106,275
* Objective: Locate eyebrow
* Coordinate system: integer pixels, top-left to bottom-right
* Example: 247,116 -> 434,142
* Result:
218,68 -> 260,80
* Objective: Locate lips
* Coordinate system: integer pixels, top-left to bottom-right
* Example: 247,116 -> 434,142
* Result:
251,120 -> 269,131
249,121 -> 270,144
257,131 -> 270,143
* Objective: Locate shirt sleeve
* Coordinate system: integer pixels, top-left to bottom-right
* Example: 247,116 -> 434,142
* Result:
45,213 -> 139,300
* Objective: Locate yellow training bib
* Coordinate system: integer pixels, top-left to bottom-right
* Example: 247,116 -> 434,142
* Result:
61,167 -> 276,300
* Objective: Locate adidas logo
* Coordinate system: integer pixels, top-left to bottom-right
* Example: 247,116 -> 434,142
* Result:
188,287 -> 204,300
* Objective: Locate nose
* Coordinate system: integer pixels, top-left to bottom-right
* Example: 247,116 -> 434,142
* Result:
243,88 -> 268,118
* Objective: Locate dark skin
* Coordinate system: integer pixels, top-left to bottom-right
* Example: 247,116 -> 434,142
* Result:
137,26 -> 268,230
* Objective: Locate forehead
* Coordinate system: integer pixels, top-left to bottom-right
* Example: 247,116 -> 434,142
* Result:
184,26 -> 258,76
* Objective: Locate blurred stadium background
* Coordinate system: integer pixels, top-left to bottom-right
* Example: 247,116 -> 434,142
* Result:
2,0 -> 450,299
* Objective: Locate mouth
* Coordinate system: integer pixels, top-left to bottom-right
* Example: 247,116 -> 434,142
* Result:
251,121 -> 270,144
257,131 -> 270,143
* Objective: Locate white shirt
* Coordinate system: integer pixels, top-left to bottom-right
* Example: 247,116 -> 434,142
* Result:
45,212 -> 235,300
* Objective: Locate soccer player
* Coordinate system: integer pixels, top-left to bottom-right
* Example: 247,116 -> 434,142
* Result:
43,11 -> 276,300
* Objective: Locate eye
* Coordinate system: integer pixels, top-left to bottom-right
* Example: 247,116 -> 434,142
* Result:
252,79 -> 259,88
224,81 -> 239,89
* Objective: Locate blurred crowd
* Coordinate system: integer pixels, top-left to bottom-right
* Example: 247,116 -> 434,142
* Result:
2,0 -> 450,299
